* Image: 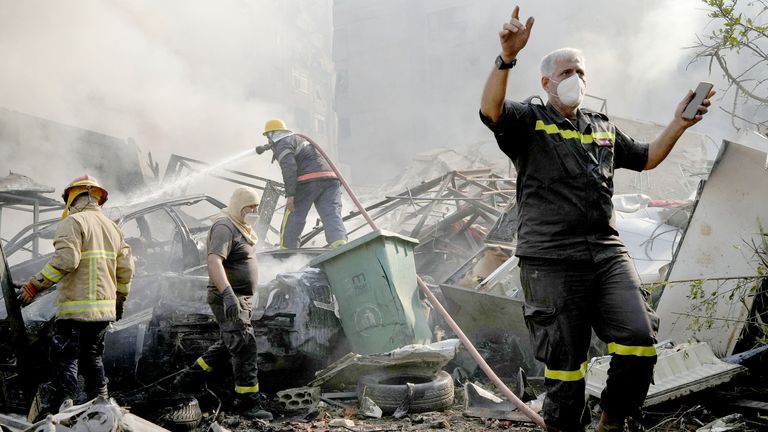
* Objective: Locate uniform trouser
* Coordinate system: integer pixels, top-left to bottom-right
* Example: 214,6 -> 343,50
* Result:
519,253 -> 658,432
195,291 -> 259,395
50,320 -> 110,405
281,179 -> 347,249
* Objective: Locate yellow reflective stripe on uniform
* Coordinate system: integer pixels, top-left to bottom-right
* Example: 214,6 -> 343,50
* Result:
279,209 -> 292,249
544,362 -> 588,382
59,299 -> 116,306
329,239 -> 347,248
81,250 -> 117,259
80,250 -> 118,300
534,120 -> 615,145
535,120 -> 582,140
89,256 -> 97,299
607,342 -> 657,357
41,263 -> 64,283
234,384 -> 260,394
58,299 -> 116,316
196,357 -> 213,372
593,131 -> 615,141
116,282 -> 130,295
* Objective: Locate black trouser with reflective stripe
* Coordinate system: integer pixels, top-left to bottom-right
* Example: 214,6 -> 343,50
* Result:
50,320 -> 110,405
195,291 -> 259,395
519,252 -> 658,432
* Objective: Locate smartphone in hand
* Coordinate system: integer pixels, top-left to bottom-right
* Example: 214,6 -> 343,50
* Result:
682,82 -> 714,120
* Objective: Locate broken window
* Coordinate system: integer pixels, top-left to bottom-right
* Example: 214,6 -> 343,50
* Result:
292,69 -> 310,94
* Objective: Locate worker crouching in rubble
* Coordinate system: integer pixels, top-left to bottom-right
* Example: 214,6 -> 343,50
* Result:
174,187 -> 272,421
18,175 -> 134,412
261,118 -> 347,249
479,6 -> 714,432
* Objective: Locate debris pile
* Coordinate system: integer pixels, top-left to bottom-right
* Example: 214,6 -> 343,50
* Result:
1,120 -> 766,431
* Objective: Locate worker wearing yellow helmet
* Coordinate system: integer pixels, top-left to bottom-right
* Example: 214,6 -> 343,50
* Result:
261,118 -> 347,249
18,174 -> 134,412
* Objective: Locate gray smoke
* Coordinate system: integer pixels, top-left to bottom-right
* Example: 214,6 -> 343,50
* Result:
0,0 -> 750,194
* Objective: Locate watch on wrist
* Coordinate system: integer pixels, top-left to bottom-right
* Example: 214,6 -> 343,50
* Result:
495,55 -> 517,70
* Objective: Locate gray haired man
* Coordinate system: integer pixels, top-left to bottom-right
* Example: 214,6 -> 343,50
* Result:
479,6 -> 713,432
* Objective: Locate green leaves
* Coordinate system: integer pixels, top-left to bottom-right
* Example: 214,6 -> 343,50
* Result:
693,0 -> 768,130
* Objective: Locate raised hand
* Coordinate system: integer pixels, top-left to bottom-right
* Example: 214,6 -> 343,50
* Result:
499,6 -> 535,60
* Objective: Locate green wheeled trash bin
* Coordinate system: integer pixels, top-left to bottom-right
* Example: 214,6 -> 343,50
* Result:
309,230 -> 432,354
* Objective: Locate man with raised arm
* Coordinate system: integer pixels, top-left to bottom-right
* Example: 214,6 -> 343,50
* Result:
479,6 -> 713,432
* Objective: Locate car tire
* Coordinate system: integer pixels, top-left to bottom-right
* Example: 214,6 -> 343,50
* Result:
158,397 -> 203,431
357,370 -> 454,414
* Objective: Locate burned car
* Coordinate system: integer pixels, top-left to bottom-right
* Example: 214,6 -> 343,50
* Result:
0,193 -> 345,412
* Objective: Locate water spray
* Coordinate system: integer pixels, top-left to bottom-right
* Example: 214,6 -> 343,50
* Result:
117,147 -> 257,207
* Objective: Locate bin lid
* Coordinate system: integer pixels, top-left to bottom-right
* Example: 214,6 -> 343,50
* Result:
309,229 -> 418,267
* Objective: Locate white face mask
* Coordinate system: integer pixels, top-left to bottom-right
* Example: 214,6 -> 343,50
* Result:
244,212 -> 259,226
550,74 -> 586,108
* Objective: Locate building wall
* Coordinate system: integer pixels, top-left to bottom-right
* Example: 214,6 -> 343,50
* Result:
250,1 -> 338,161
333,0 -> 507,185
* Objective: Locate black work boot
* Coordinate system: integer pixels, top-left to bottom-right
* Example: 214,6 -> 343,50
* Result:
172,366 -> 207,394
85,384 -> 109,401
235,394 -> 273,421
597,411 -> 626,432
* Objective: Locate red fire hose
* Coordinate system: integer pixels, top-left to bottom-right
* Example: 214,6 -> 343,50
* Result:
296,134 -> 546,428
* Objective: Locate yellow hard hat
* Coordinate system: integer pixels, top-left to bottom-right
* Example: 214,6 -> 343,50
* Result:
263,118 -> 289,136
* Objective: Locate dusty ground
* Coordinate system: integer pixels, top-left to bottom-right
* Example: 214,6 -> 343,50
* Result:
29,356 -> 758,432
199,371 -> 768,432
215,405 -> 542,432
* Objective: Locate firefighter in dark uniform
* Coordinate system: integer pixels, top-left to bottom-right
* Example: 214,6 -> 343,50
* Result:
479,6 -> 713,432
262,118 -> 347,249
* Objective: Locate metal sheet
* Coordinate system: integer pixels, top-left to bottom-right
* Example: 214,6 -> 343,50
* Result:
586,342 -> 745,406
657,141 -> 768,356
439,284 -> 527,341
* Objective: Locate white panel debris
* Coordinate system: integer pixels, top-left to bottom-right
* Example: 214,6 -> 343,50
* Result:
656,141 -> 768,356
586,342 -> 745,405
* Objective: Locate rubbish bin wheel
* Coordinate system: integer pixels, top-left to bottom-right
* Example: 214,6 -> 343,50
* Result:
357,370 -> 454,414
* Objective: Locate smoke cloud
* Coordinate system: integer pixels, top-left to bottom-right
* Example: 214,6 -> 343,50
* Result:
0,0 -> 748,199
0,0 -> 302,202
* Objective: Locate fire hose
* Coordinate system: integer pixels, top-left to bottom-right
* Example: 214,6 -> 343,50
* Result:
292,134 -> 546,428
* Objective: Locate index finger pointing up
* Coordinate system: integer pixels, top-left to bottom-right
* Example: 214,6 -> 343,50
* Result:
512,5 -> 520,22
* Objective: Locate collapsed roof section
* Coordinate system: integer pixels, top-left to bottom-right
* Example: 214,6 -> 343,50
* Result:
0,108 -> 153,199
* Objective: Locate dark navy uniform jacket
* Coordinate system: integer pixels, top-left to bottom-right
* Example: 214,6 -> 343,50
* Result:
272,134 -> 336,197
480,98 -> 649,260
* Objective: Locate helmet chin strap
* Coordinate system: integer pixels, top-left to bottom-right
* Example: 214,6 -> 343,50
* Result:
69,190 -> 95,214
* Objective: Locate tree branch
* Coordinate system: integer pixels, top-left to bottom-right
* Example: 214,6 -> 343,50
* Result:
714,51 -> 768,103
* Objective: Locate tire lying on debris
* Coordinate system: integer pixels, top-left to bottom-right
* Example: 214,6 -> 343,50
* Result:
156,397 -> 203,431
357,370 -> 454,414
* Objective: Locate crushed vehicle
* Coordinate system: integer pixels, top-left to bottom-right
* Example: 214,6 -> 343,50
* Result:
0,191 -> 347,416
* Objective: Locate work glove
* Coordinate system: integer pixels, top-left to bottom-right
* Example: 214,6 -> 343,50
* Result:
17,280 -> 39,306
222,286 -> 241,321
